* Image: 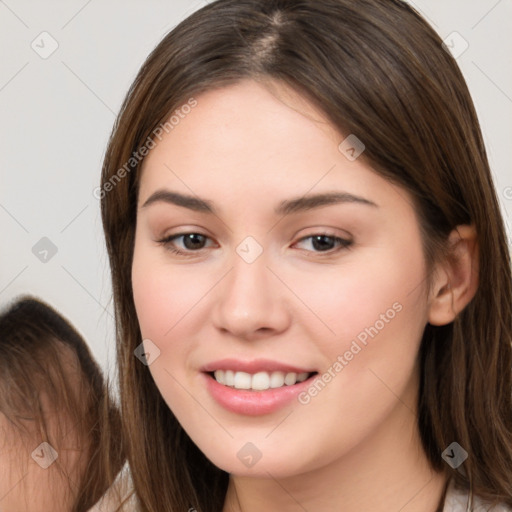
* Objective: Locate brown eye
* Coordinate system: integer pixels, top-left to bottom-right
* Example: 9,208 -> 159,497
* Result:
157,233 -> 213,256
294,233 -> 353,253
177,233 -> 208,250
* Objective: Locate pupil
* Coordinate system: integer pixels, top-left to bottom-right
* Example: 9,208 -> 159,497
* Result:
184,234 -> 205,250
312,235 -> 334,251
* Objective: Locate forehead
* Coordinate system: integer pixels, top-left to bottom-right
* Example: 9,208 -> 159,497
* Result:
140,79 -> 341,178
137,79 -> 408,216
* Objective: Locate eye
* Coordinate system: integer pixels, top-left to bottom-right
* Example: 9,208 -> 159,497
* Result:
157,233 -> 214,256
157,231 -> 353,257
293,233 -> 353,254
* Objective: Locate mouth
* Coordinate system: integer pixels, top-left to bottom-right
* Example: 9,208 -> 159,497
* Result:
202,367 -> 318,415
207,369 -> 318,391
200,358 -> 319,415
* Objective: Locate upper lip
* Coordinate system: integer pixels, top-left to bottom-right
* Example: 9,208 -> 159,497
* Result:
201,358 -> 315,374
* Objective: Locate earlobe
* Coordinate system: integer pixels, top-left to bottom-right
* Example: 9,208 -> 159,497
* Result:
427,225 -> 479,326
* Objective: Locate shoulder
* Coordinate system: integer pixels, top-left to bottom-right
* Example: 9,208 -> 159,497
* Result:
87,462 -> 139,512
443,478 -> 512,512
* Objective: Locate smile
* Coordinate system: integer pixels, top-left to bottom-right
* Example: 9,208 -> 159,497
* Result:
211,369 -> 312,390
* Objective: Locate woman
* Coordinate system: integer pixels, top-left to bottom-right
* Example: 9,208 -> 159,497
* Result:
99,0 -> 512,510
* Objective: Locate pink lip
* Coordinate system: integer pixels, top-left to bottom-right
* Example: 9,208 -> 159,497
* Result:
201,370 -> 317,417
200,358 -> 314,374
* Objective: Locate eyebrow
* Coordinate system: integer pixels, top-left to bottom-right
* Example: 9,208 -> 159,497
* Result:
141,189 -> 378,215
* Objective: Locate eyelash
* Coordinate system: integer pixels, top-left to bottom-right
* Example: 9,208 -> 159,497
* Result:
156,232 -> 353,257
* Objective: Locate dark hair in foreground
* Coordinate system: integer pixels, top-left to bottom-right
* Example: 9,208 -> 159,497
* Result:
0,297 -> 125,511
100,0 -> 512,510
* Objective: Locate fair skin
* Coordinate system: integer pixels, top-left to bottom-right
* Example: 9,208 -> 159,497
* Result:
131,78 -> 478,512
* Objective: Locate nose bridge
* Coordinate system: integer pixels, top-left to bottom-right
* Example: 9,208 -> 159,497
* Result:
212,242 -> 289,337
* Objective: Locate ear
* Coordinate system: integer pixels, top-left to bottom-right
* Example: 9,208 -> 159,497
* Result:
427,225 -> 479,326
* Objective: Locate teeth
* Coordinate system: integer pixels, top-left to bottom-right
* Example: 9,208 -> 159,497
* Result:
224,369 -> 235,386
233,371 -> 251,389
269,371 -> 285,388
213,370 -> 310,390
284,372 -> 297,385
252,371 -> 270,390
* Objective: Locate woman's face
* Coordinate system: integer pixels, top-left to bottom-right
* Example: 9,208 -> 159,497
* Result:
132,78 -> 432,477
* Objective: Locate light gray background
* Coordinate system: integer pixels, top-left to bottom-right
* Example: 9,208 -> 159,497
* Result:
1,0 -> 511,378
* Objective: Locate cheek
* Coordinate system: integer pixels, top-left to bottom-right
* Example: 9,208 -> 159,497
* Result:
131,248 -> 195,411
287,247 -> 429,447
286,241 -> 428,359
296,238 -> 429,421
131,240 -> 215,405
131,240 -> 198,342
132,268 -> 172,338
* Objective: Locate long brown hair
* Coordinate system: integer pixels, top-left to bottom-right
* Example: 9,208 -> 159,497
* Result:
0,297 -> 125,511
100,0 -> 512,510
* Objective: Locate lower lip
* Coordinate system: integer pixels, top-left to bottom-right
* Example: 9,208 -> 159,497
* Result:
202,372 -> 316,416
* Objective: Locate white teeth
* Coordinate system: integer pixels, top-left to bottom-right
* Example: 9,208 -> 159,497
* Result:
213,370 -> 311,390
252,371 -> 270,390
233,371 -> 252,389
284,372 -> 297,385
269,371 -> 285,388
224,369 -> 235,386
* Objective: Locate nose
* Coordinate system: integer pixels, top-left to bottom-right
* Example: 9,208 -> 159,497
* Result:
211,249 -> 291,340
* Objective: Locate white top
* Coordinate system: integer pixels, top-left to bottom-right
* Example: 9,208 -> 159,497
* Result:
86,462 -> 137,512
442,478 -> 512,512
87,465 -> 512,512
